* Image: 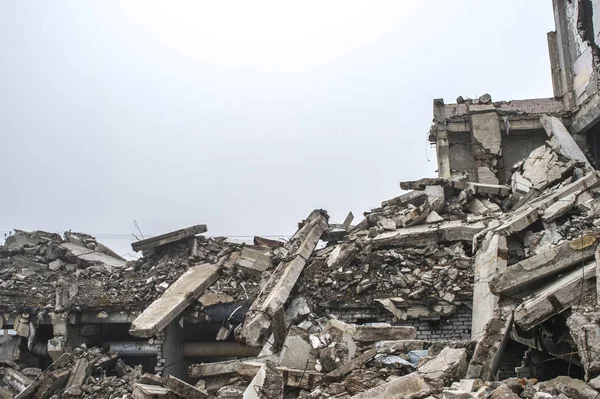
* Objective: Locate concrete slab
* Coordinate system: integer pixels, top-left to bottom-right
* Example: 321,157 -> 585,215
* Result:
490,235 -> 597,296
370,220 -> 485,249
513,262 -> 596,331
61,242 -> 126,270
131,224 -> 207,252
130,264 -> 220,337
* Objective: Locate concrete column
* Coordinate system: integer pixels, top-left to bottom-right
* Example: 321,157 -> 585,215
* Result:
552,0 -> 576,110
472,232 -> 507,340
162,321 -> 186,380
433,99 -> 451,178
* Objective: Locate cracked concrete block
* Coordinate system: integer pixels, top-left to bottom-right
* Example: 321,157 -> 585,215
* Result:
351,372 -> 431,399
279,326 -> 317,370
418,347 -> 467,392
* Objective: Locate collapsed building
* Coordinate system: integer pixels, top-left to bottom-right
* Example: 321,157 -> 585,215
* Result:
5,1 -> 600,398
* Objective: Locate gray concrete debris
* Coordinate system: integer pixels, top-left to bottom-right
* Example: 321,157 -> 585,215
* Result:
418,347 -> 467,392
242,362 -> 284,399
131,224 -> 208,252
129,263 -> 221,337
350,372 -> 431,399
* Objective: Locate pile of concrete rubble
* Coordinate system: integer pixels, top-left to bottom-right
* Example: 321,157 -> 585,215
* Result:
3,115 -> 600,397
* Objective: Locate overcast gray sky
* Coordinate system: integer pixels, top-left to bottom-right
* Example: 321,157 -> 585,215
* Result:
0,1 -> 554,257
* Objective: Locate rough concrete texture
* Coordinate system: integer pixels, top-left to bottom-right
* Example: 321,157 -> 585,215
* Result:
567,311 -> 600,380
488,384 -> 520,399
536,376 -> 599,398
513,262 -> 595,331
351,372 -> 431,399
489,235 -> 597,296
418,347 -> 467,392
238,210 -> 328,347
129,263 -> 221,337
132,383 -> 178,399
242,362 -> 284,399
467,302 -> 515,381
164,375 -> 209,399
278,326 -> 317,370
319,331 -> 357,372
131,224 -> 207,252
472,232 -> 507,340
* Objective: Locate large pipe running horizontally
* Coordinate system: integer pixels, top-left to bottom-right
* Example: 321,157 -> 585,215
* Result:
183,341 -> 260,357
106,341 -> 261,358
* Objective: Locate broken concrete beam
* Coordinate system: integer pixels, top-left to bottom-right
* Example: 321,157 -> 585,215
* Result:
418,347 -> 467,392
132,383 -> 178,399
188,356 -> 278,378
466,302 -> 515,381
3,368 -> 32,393
370,220 -> 485,249
472,233 -> 507,340
514,262 -> 596,331
130,263 -> 220,337
131,224 -> 207,252
400,178 -> 511,196
541,115 -> 592,169
351,371 -> 431,399
237,210 -> 328,347
64,357 -> 89,396
253,236 -> 284,249
61,242 -> 126,270
242,362 -> 283,399
383,190 -> 428,208
235,246 -> 272,274
489,235 -> 597,296
541,193 -> 576,222
321,348 -> 377,382
164,375 -> 208,399
326,320 -> 416,342
35,368 -> 70,399
495,172 -> 600,235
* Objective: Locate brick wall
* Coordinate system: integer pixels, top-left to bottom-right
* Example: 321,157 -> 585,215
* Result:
498,342 -> 527,380
394,305 -> 472,341
326,304 -> 472,341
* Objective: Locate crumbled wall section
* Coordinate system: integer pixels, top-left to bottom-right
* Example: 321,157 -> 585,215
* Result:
330,304 -> 472,341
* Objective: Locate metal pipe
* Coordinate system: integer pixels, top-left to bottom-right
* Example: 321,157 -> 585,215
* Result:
183,342 -> 260,358
106,341 -> 260,358
106,342 -> 159,356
